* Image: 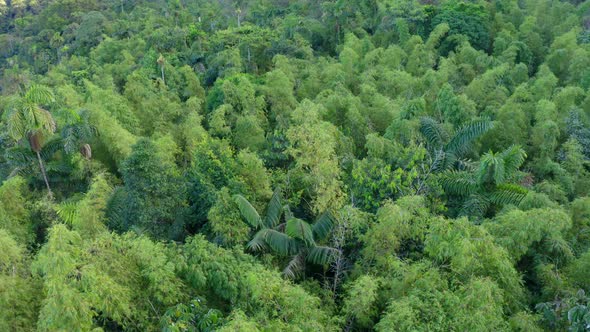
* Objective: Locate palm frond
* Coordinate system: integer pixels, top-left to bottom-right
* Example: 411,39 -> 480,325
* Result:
455,158 -> 475,171
420,117 -> 448,149
263,229 -> 300,256
439,170 -> 479,196
312,211 -> 334,241
247,229 -> 268,252
5,106 -> 26,140
488,184 -> 528,206
61,128 -> 79,154
283,204 -> 294,221
445,118 -> 493,157
40,137 -> 64,160
264,188 -> 283,228
478,151 -> 505,185
105,187 -> 128,232
24,84 -> 55,105
282,253 -> 305,279
459,193 -> 490,217
233,194 -> 262,229
307,246 -> 338,265
500,145 -> 527,177
56,201 -> 79,225
45,160 -> 73,174
286,218 -> 315,246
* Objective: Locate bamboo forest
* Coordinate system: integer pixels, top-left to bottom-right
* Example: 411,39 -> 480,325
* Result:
1,0 -> 590,331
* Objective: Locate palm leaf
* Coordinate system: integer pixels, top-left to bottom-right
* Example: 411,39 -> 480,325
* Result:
233,194 -> 262,229
439,170 -> 479,196
282,253 -> 305,279
459,193 -> 490,217
307,246 -> 338,265
264,188 -> 282,228
478,151 -> 505,185
500,145 -> 527,177
445,118 -> 493,157
24,84 -> 55,105
286,218 -> 315,246
488,184 -> 528,206
40,137 -> 63,160
56,201 -> 79,225
247,229 -> 268,252
5,108 -> 25,139
263,229 -> 299,256
430,148 -> 449,173
312,211 -> 334,241
283,204 -> 294,221
420,117 -> 448,149
105,187 -> 128,232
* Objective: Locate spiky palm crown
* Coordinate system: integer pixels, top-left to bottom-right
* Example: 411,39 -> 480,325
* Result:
4,85 -> 56,143
440,145 -> 528,218
420,116 -> 494,173
234,189 -> 338,278
60,109 -> 98,155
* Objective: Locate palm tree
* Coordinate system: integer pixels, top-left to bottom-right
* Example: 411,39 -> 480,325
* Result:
60,109 -> 97,159
415,117 -> 494,194
440,145 -> 528,218
4,85 -> 56,197
157,54 -> 166,84
234,189 -> 338,279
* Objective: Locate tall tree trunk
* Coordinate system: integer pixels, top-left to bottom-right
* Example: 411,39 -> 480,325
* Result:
36,151 -> 53,198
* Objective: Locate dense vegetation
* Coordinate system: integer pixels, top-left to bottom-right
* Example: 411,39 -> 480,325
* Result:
1,0 -> 590,330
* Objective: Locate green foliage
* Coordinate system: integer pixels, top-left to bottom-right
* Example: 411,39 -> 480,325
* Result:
235,191 -> 338,279
440,145 -> 528,218
120,138 -> 187,239
0,176 -> 33,245
287,99 -> 344,214
161,297 -> 224,332
208,187 -> 250,246
342,275 -> 380,328
0,229 -> 40,332
179,235 -> 336,331
2,0 -> 590,330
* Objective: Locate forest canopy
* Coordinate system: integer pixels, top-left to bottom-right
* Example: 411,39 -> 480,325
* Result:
1,0 -> 590,331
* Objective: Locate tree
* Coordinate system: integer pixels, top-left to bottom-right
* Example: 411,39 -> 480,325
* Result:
234,190 -> 338,279
440,145 -> 528,217
59,109 -> 96,158
3,85 -> 56,198
287,100 -> 344,214
120,138 -> 187,239
416,116 -> 493,195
